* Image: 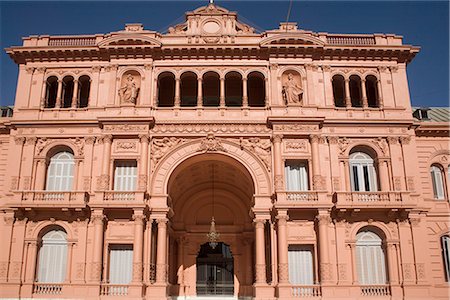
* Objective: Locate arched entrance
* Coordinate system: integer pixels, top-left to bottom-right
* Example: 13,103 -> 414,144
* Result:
166,153 -> 255,298
196,242 -> 234,296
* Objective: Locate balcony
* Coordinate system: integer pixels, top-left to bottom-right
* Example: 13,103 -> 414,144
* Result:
33,283 -> 63,295
90,191 -> 147,208
291,284 -> 321,297
360,284 -> 391,296
334,191 -> 416,210
10,191 -> 88,209
275,191 -> 331,209
100,283 -> 129,296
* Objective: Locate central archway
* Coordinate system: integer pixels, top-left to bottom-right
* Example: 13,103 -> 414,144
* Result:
166,153 -> 256,298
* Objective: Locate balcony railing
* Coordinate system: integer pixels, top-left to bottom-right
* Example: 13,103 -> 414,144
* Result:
334,191 -> 415,209
49,37 -> 96,46
327,35 -> 376,45
276,191 -> 330,208
291,285 -> 321,297
100,283 -> 129,296
12,191 -> 88,208
360,284 -> 391,296
33,283 -> 63,295
90,191 -> 146,208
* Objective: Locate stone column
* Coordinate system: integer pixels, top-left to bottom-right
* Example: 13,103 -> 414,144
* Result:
0,212 -> 14,283
242,77 -> 248,107
220,77 -> 225,107
361,79 -> 368,108
90,66 -> 101,107
197,77 -> 203,107
174,77 -> 180,107
156,218 -> 168,283
21,137 -> 37,190
409,214 -> 429,284
34,158 -> 47,190
91,211 -> 104,281
138,135 -> 150,191
177,237 -> 185,294
272,134 -> 284,191
65,242 -> 74,283
397,219 -> 416,284
71,79 -> 79,108
99,135 -> 112,190
25,241 -> 37,283
264,77 -> 269,106
132,211 -> 145,282
56,79 -> 63,108
317,210 -> 332,283
254,218 -> 266,284
310,135 -> 322,190
376,79 -> 384,108
143,218 -> 153,283
344,79 -> 351,107
379,159 -> 390,191
349,243 -> 358,284
387,137 -> 405,191
40,80 -> 48,108
276,213 -> 289,284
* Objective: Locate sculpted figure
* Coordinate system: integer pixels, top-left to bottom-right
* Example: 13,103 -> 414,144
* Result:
282,73 -> 303,105
118,74 -> 139,104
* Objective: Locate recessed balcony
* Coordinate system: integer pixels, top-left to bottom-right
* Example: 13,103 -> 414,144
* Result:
275,191 -> 331,209
10,191 -> 88,209
90,191 -> 147,208
333,191 -> 416,210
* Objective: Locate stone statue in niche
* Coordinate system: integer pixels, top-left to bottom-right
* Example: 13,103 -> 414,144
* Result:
118,74 -> 139,104
282,73 -> 303,105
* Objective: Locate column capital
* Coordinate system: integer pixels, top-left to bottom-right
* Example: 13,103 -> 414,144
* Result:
310,134 -> 321,144
253,218 -> 266,229
25,137 -> 37,145
102,134 -> 113,144
272,134 -> 283,143
156,218 -> 168,227
84,136 -> 96,145
14,136 -> 25,145
387,136 -> 399,145
327,136 -> 339,144
316,211 -> 331,225
139,134 -> 150,143
133,214 -> 146,224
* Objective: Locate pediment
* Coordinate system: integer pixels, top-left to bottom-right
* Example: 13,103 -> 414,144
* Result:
98,35 -> 161,48
260,34 -> 325,47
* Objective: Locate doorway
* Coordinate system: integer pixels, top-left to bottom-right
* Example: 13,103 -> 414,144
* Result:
196,242 -> 234,296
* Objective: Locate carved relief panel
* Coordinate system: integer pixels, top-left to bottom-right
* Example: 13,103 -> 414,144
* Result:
281,70 -> 303,105
118,71 -> 140,105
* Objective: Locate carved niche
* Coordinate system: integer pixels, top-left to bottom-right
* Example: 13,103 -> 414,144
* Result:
281,70 -> 303,105
118,71 -> 140,105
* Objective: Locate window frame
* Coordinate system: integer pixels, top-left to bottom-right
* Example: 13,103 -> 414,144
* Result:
430,164 -> 446,200
113,160 -> 138,191
349,152 -> 378,192
45,151 -> 75,191
284,160 -> 310,191
355,230 -> 388,285
442,235 -> 450,282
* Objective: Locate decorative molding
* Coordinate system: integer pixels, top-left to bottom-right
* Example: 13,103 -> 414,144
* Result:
285,139 -> 307,152
197,134 -> 227,153
239,137 -> 271,170
114,140 -> 138,152
152,123 -> 270,134
103,124 -> 149,132
151,137 -> 185,169
338,138 -> 349,155
273,124 -> 319,132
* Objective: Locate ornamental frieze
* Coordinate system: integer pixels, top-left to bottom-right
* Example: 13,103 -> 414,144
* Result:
35,137 -> 85,156
238,137 -> 271,171
151,137 -> 185,169
272,124 -> 319,132
113,139 -> 138,153
197,134 -> 227,153
284,139 -> 308,153
103,124 -> 149,132
151,123 -> 270,134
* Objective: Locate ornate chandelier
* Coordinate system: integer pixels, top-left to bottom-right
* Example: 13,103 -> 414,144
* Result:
206,163 -> 220,249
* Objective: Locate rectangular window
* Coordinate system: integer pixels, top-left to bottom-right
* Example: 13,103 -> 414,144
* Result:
285,161 -> 309,191
109,244 -> 133,285
114,160 -> 137,191
442,236 -> 450,281
288,245 -> 315,285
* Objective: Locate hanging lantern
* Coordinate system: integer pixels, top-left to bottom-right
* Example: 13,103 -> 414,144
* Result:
206,217 -> 220,249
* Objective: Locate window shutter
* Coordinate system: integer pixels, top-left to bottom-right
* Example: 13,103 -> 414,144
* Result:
285,161 -> 309,191
288,245 -> 314,285
356,231 -> 387,285
431,166 -> 445,199
46,152 -> 74,191
37,230 -> 68,283
442,236 -> 450,281
114,161 -> 137,191
109,245 -> 133,284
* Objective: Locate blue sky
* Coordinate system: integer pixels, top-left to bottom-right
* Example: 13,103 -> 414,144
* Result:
1,1 -> 448,107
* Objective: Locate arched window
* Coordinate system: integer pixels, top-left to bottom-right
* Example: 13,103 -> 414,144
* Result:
62,76 -> 74,108
180,72 -> 197,107
37,228 -> 68,283
46,151 -> 75,191
349,151 -> 378,192
349,75 -> 362,107
366,75 -> 379,108
225,72 -> 242,107
248,71 -> 266,107
203,72 -> 220,107
157,72 -> 175,107
431,164 -> 445,199
332,75 -> 346,107
442,235 -> 450,281
356,229 -> 387,285
45,76 -> 58,108
78,75 -> 91,108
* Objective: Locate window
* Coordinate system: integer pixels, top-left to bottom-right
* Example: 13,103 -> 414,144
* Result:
180,72 -> 198,107
203,72 -> 220,107
247,71 -> 265,107
356,230 -> 387,285
288,245 -> 315,295
285,161 -> 309,191
109,245 -> 133,286
225,71 -> 243,107
158,72 -> 175,107
37,229 -> 68,283
62,76 -> 75,108
332,75 -> 346,107
78,75 -> 91,108
442,235 -> 450,281
45,76 -> 58,108
365,75 -> 379,108
114,161 -> 137,191
349,75 -> 362,107
46,151 -> 75,191
349,152 -> 378,192
431,165 -> 445,199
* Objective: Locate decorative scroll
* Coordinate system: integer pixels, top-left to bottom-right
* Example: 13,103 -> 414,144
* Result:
151,137 -> 185,168
197,134 -> 227,153
239,137 -> 271,170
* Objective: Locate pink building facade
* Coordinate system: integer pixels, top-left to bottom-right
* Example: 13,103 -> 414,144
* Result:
1,3 -> 449,300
